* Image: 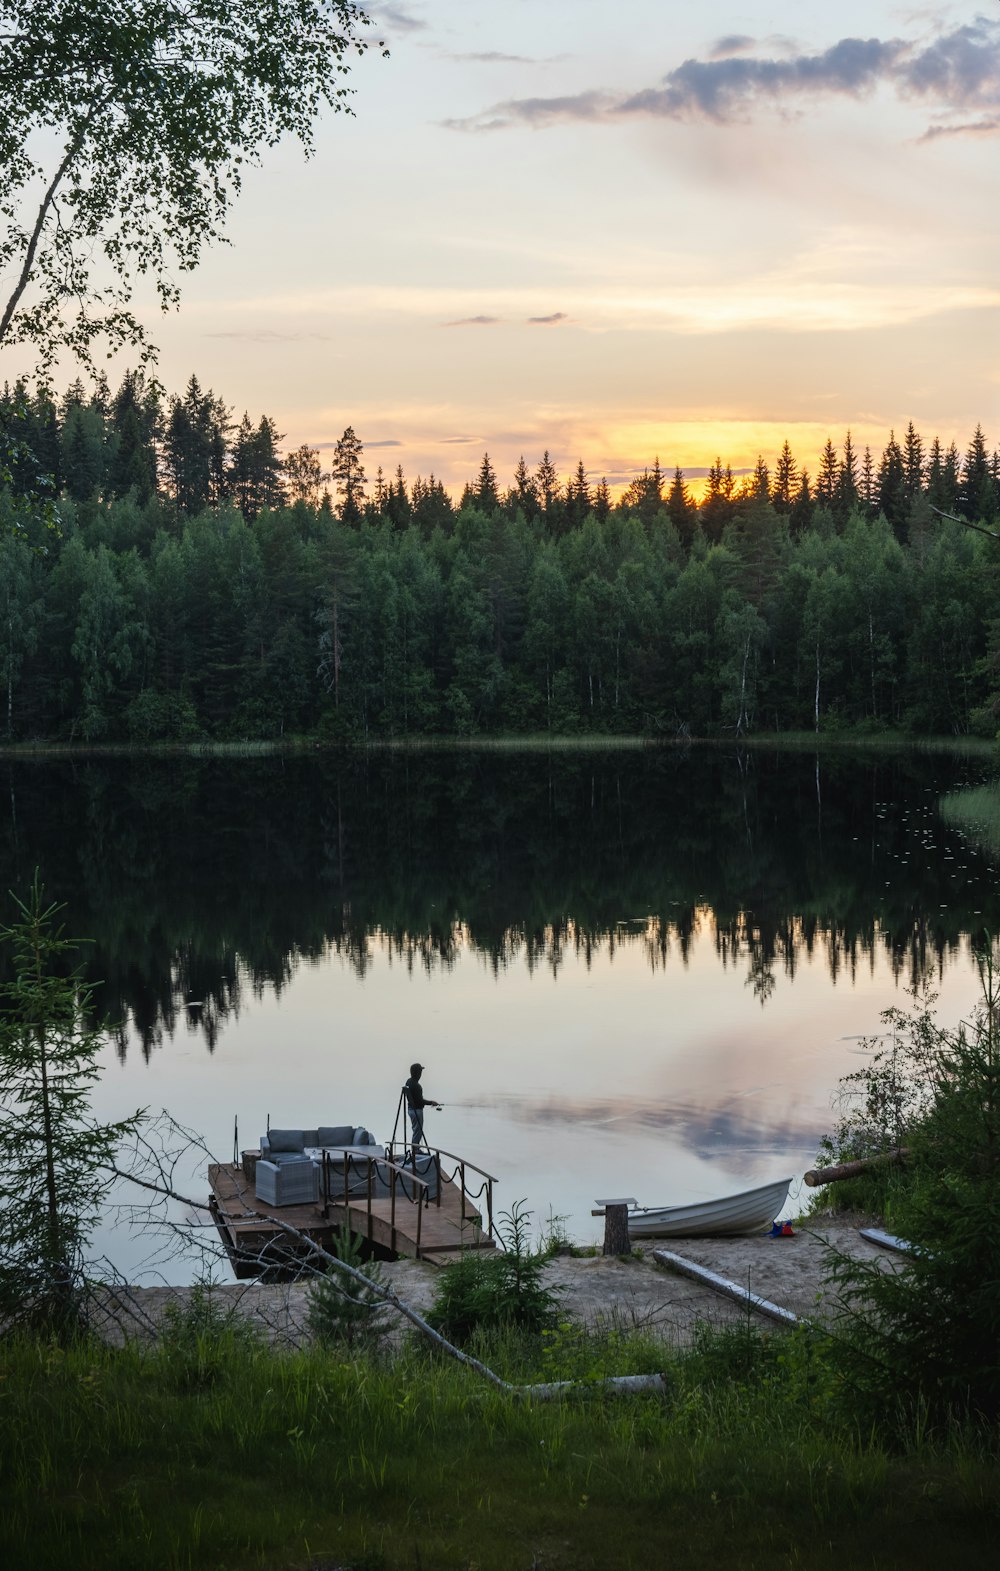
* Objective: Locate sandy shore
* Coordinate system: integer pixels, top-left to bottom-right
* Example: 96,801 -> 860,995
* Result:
90,1216 -> 900,1350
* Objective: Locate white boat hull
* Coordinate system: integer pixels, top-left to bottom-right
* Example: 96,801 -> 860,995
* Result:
627,1177 -> 793,1238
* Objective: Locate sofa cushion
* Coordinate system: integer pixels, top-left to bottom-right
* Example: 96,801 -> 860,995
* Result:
267,1128 -> 305,1153
270,1150 -> 312,1166
353,1126 -> 375,1146
318,1125 -> 355,1146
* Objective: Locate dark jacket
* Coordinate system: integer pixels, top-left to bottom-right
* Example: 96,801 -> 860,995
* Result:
405,1074 -> 432,1110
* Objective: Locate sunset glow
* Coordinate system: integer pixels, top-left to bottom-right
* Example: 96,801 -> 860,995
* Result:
21,1 -> 999,499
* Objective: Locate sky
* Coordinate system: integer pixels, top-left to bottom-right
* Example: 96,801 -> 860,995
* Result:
67,2 -> 1000,495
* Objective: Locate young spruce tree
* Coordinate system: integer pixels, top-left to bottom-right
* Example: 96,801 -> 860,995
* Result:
0,878 -> 143,1336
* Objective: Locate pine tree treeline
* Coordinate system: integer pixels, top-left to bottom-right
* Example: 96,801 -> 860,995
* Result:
3,372 -> 1000,744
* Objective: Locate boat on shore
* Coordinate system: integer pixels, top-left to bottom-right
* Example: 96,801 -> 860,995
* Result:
626,1176 -> 793,1238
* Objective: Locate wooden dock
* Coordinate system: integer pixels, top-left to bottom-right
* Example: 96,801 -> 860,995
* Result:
208,1150 -> 498,1279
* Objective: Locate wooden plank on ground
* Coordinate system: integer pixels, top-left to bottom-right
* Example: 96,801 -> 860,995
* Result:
859,1227 -> 915,1254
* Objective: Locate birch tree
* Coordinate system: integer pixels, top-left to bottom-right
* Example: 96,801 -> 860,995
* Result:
0,1 -> 383,370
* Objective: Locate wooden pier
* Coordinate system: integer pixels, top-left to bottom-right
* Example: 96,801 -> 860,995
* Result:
208,1147 -> 498,1280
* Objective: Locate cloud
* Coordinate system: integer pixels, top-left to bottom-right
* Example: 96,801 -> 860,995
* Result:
922,115 -> 1000,138
446,17 -> 1000,131
709,35 -> 755,59
443,90 -> 611,131
443,314 -> 500,326
440,436 -> 480,445
312,438 -> 401,449
374,5 -> 426,31
449,51 -> 541,64
527,311 -> 568,325
619,37 -> 906,122
203,329 -> 333,342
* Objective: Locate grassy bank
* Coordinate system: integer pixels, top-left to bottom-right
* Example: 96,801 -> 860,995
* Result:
1,1324 -> 997,1571
0,729 -> 995,762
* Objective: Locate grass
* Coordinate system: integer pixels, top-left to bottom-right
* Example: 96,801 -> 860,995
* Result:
939,781 -> 1000,858
1,1323 -> 997,1571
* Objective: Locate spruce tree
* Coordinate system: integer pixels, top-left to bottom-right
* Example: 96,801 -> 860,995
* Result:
876,430 -> 907,540
386,465 -> 411,531
0,879 -> 143,1336
835,431 -> 859,521
507,456 -> 538,519
903,420 -> 924,501
666,466 -> 695,545
960,424 -> 996,522
475,452 -> 499,513
815,438 -> 839,510
771,441 -> 797,514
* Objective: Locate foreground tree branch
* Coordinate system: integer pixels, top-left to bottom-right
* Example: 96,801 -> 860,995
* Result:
928,503 -> 1000,541
110,1122 -> 669,1401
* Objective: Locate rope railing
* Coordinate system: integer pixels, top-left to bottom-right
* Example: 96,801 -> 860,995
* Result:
319,1150 -> 430,1232
316,1141 -> 495,1245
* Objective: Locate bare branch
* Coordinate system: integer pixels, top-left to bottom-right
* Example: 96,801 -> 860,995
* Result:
109,1122 -> 669,1401
928,503 -> 1000,541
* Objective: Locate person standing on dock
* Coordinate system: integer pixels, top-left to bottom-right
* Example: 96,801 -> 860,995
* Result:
404,1062 -> 440,1149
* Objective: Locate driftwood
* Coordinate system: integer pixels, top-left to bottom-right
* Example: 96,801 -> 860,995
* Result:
803,1148 -> 910,1187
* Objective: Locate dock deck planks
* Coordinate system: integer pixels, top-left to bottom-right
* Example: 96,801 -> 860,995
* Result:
208,1162 -> 497,1277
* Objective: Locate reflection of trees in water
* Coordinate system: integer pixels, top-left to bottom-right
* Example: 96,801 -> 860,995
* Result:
0,746 -> 990,1056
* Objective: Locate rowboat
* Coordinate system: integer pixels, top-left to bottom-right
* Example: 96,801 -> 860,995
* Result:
626,1176 -> 793,1238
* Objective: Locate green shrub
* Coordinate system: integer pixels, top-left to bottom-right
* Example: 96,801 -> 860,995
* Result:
157,1280 -> 263,1388
427,1200 -> 562,1345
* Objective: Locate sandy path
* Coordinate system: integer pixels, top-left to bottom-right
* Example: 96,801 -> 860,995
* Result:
90,1216 -> 898,1350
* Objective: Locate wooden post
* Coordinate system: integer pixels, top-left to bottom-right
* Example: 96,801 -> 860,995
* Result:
594,1197 -> 635,1256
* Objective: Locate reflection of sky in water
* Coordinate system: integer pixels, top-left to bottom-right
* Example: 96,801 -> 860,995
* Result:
91,911 -> 986,1284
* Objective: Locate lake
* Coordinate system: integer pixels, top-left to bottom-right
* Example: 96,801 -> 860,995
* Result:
2,742 -> 997,1281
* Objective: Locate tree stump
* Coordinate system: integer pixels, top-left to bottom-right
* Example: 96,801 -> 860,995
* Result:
595,1197 -> 634,1256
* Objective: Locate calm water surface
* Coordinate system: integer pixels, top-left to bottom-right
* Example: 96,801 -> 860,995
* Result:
2,744 -> 997,1281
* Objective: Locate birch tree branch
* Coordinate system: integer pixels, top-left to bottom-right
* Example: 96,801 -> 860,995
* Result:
928,504 -> 1000,542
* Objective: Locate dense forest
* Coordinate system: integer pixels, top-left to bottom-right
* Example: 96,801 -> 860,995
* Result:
2,372 -> 1000,743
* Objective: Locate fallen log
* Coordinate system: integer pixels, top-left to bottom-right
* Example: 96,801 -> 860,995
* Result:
803,1147 -> 909,1187
651,1249 -> 798,1327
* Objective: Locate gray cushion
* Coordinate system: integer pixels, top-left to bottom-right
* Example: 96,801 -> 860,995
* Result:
318,1125 -> 355,1146
270,1150 -> 312,1166
267,1128 -> 305,1153
353,1126 -> 374,1146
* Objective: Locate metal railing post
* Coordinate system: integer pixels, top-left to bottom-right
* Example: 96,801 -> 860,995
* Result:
367,1157 -> 373,1243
